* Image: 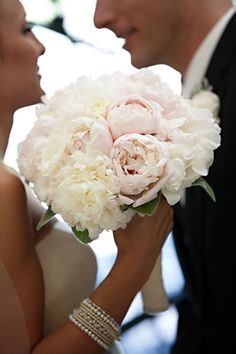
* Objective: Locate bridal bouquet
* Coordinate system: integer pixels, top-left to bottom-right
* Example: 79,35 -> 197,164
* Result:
17,68 -> 221,313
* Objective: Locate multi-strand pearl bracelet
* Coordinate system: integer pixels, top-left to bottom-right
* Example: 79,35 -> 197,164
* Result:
69,298 -> 121,351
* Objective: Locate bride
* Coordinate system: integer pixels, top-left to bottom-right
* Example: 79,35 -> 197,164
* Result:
0,0 -> 173,353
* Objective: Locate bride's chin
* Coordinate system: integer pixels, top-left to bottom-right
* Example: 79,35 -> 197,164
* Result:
35,88 -> 45,104
20,94 -> 44,108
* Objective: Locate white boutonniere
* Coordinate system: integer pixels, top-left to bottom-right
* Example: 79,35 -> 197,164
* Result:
190,78 -> 220,124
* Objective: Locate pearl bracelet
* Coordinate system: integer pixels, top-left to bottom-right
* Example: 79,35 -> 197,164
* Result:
69,298 -> 121,351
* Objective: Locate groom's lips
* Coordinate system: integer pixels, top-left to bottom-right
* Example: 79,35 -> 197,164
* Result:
116,28 -> 137,50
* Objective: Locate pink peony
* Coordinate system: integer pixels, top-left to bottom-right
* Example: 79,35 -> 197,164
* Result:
110,133 -> 174,207
107,95 -> 162,140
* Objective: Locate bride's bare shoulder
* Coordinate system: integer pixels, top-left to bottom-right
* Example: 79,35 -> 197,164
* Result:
0,162 -> 25,198
0,162 -> 33,263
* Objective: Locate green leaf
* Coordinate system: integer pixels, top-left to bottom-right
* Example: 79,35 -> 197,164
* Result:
72,226 -> 91,244
37,206 -> 56,231
192,177 -> 216,202
132,192 -> 161,215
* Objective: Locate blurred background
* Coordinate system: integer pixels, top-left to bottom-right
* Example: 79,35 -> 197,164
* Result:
5,1 -> 188,353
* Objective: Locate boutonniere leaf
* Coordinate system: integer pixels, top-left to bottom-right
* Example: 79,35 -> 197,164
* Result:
192,177 -> 216,202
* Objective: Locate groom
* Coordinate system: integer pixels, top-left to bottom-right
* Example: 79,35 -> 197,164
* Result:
94,1 -> 236,353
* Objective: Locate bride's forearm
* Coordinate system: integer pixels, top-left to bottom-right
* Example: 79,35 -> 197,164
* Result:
32,258 -> 143,354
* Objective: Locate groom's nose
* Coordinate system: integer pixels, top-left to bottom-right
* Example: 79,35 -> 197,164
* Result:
93,0 -> 117,30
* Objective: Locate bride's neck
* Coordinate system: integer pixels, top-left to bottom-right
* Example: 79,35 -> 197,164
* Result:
0,109 -> 14,159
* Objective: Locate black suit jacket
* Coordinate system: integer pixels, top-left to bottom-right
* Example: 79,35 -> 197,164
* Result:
173,13 -> 236,353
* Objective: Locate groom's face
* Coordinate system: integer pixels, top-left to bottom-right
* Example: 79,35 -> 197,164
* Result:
94,0 -> 185,69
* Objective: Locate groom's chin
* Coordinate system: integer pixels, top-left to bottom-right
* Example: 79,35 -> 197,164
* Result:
130,51 -> 154,69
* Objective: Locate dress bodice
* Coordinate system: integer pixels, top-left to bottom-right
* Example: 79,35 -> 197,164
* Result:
36,221 -> 97,335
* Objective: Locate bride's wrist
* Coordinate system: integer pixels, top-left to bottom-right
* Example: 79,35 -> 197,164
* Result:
111,253 -> 155,291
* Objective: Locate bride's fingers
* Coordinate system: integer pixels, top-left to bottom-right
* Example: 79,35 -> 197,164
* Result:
114,196 -> 173,256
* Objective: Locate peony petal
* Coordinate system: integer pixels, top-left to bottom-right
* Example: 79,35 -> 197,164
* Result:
118,195 -> 135,205
133,173 -> 172,207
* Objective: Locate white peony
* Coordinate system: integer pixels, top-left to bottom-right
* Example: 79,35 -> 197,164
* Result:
47,154 -> 134,239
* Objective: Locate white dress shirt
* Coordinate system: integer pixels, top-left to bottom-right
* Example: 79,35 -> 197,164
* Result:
182,6 -> 236,98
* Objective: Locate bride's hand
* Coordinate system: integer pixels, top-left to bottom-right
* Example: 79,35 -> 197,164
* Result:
113,196 -> 173,284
